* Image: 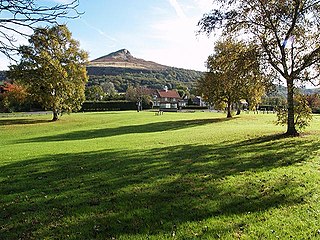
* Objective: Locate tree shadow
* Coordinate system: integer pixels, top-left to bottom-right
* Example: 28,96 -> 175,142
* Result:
1,134 -> 318,238
18,118 -> 233,143
0,118 -> 52,126
238,133 -> 289,145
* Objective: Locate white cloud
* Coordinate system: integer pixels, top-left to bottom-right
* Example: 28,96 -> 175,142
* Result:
194,0 -> 214,12
80,19 -> 118,46
168,0 -> 187,19
73,19 -> 121,60
138,0 -> 216,71
51,0 -> 75,4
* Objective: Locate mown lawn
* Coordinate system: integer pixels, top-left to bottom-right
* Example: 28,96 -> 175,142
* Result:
0,111 -> 320,239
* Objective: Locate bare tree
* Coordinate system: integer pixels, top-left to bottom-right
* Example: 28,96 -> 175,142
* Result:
0,0 -> 81,58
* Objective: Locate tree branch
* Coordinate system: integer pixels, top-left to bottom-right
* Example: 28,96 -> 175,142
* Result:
0,0 -> 81,57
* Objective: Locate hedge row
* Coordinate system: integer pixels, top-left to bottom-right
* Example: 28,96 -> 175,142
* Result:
81,101 -> 152,112
312,108 -> 320,114
182,105 -> 208,110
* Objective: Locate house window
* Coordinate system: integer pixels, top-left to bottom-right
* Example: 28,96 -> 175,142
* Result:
171,103 -> 178,108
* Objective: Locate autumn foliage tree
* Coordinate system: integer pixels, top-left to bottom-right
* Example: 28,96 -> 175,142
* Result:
197,38 -> 266,118
9,25 -> 88,121
198,0 -> 320,136
125,86 -> 153,110
0,81 -> 28,112
306,94 -> 320,113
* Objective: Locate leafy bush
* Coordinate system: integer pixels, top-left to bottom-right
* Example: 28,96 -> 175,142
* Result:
183,105 -> 208,110
0,82 -> 28,112
276,94 -> 312,130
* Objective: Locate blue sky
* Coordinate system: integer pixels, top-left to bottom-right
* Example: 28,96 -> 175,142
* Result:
69,0 -> 215,70
0,0 -> 216,71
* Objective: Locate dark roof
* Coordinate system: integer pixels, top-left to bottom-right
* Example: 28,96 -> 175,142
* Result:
157,90 -> 181,99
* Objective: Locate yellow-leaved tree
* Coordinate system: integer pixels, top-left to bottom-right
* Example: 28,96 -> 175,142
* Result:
9,25 -> 88,121
197,38 -> 267,118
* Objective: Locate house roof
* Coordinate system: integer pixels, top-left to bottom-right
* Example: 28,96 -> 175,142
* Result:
157,90 -> 181,99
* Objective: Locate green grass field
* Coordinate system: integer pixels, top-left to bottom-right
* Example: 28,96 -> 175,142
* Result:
1,111 -> 320,239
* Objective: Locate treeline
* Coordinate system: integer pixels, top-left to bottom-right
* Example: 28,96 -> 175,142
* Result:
260,94 -> 320,113
87,67 -> 204,92
0,67 -> 204,94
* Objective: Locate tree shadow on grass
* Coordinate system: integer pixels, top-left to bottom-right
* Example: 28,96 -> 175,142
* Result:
0,118 -> 52,126
18,118 -> 233,143
1,135 -> 319,239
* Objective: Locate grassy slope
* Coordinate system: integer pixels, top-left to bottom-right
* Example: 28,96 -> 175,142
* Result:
0,111 -> 320,239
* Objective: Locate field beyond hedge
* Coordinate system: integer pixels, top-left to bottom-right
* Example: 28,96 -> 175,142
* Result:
1,111 -> 320,239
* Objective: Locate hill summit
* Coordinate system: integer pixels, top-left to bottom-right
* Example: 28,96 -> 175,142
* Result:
88,49 -> 167,70
93,49 -> 134,61
86,49 -> 204,92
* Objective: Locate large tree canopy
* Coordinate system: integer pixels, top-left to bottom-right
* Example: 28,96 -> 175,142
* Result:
0,0 -> 80,58
198,0 -> 320,136
9,25 -> 88,121
197,38 -> 266,118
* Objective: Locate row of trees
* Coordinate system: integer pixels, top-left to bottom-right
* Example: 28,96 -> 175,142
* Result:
197,0 -> 320,136
261,94 -> 320,114
87,68 -> 202,93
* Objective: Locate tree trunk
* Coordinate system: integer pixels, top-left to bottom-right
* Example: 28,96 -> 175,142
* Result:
236,102 -> 241,115
227,102 -> 232,118
52,109 -> 59,121
286,78 -> 298,136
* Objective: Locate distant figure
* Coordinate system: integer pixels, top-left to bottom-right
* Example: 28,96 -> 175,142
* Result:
137,101 -> 141,112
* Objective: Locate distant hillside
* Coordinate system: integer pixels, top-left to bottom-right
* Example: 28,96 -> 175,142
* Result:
266,84 -> 320,98
301,87 -> 320,95
88,49 -> 167,71
87,49 -> 204,92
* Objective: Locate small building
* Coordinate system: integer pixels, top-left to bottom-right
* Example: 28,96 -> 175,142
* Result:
179,94 -> 188,108
153,87 -> 181,111
192,96 -> 207,107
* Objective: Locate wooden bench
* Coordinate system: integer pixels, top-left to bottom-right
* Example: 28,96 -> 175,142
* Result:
155,110 -> 164,116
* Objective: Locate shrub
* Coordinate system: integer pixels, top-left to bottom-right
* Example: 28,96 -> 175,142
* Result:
276,94 -> 312,130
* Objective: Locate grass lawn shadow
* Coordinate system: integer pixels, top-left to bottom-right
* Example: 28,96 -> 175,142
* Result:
1,134 -> 319,239
0,118 -> 52,126
19,118 -> 233,143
